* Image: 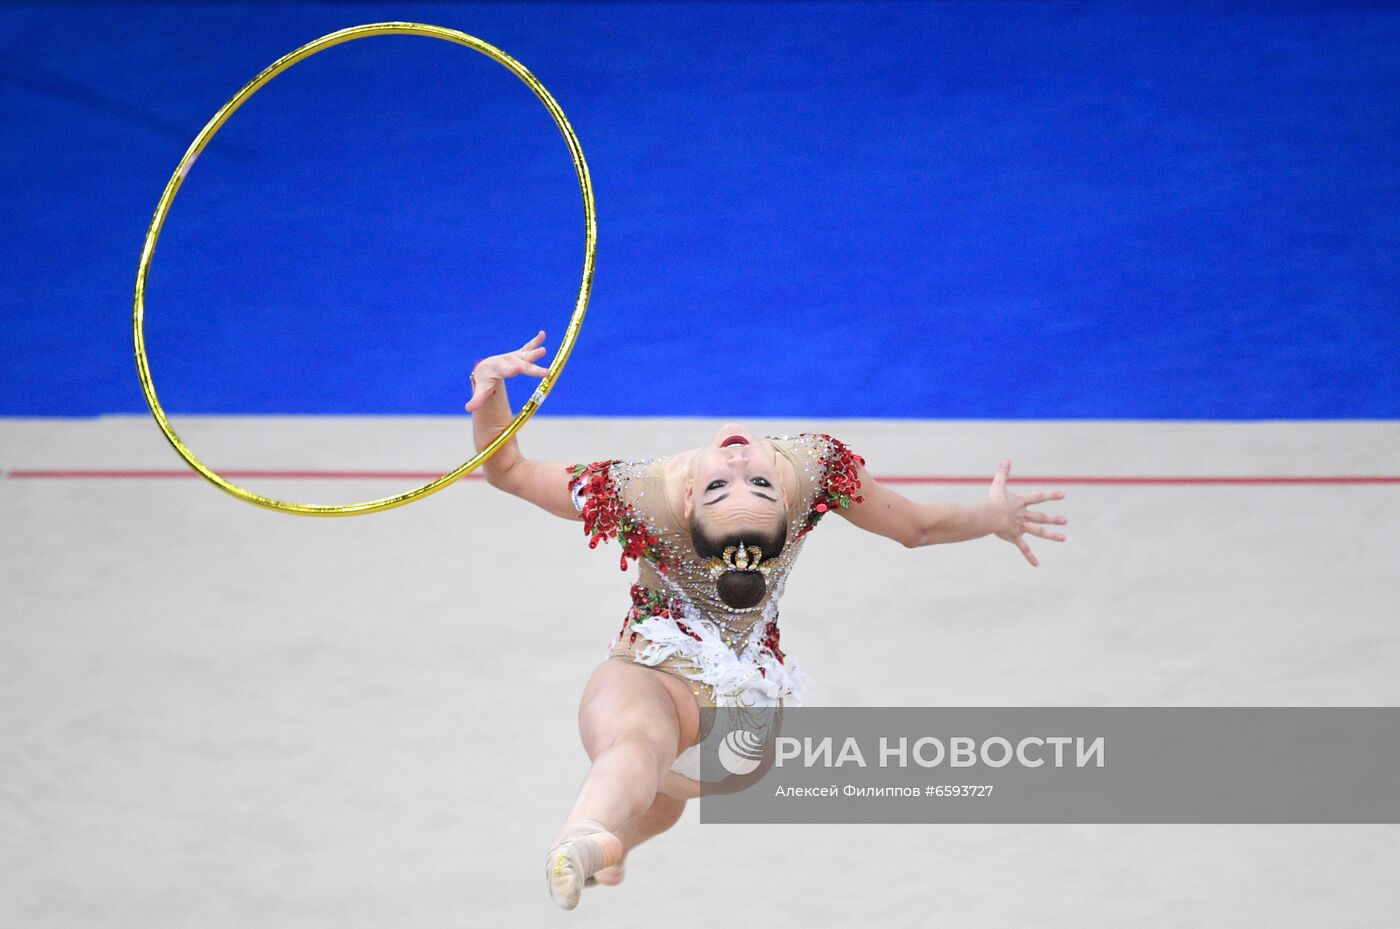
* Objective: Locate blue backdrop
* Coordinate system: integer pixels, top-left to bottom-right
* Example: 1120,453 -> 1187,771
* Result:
2,1 -> 1396,418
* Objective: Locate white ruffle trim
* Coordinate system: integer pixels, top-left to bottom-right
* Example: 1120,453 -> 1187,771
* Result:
626,609 -> 811,709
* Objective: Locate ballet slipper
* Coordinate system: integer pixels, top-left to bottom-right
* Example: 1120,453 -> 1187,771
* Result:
545,818 -> 623,910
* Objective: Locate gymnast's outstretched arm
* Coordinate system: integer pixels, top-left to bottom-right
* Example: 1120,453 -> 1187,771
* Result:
465,330 -> 581,522
835,458 -> 1067,567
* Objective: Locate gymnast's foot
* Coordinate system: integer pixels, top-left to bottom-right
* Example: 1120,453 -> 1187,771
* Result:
586,862 -> 626,887
545,819 -> 624,910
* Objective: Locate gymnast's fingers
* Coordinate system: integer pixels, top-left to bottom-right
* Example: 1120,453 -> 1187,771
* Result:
1023,490 -> 1066,505
1015,536 -> 1039,567
1024,524 -> 1066,542
519,329 -> 546,352
1026,511 -> 1068,525
506,344 -> 546,367
989,459 -> 1010,499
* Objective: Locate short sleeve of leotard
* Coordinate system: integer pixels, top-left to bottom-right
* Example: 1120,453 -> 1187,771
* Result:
567,460 -> 607,516
777,433 -> 868,538
564,457 -> 664,571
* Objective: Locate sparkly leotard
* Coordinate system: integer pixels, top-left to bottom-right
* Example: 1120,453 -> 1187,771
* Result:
566,433 -> 866,782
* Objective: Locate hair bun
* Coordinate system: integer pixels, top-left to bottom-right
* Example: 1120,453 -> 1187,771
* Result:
715,570 -> 767,610
689,512 -> 789,612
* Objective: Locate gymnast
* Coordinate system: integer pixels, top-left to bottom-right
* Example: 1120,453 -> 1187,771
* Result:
465,330 -> 1068,910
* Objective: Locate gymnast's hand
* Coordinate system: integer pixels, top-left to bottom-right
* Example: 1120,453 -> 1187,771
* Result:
465,330 -> 551,413
988,459 -> 1067,567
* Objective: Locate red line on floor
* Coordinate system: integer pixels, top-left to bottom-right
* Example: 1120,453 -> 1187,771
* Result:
4,469 -> 1398,485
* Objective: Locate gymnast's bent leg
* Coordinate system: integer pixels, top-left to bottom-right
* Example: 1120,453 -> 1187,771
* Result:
590,791 -> 688,886
546,657 -> 700,908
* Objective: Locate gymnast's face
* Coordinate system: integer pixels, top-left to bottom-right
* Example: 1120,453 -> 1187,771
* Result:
684,422 -> 787,537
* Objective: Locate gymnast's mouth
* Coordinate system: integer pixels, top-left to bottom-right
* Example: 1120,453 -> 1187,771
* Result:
720,435 -> 749,447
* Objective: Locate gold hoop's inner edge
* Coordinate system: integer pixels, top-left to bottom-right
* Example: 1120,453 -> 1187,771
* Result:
133,22 -> 595,516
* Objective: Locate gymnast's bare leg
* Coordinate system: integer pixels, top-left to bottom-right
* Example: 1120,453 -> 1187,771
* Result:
589,791 -> 687,886
546,657 -> 701,908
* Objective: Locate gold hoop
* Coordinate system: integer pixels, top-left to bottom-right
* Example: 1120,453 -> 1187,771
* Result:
132,22 -> 595,516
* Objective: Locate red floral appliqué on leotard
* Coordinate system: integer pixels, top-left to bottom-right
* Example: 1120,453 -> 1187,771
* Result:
616,582 -> 690,645
567,460 -> 674,573
797,434 -> 867,538
759,618 -> 786,666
